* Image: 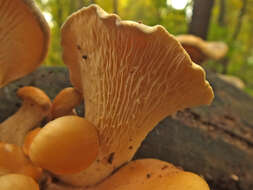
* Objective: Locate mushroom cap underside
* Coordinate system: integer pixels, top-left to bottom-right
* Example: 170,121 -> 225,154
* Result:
61,4 -> 214,126
0,0 -> 50,87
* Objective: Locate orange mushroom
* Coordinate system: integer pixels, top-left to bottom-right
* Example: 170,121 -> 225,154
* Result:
0,0 -> 50,87
29,116 -> 99,175
59,5 -> 214,187
0,142 -> 42,181
0,174 -> 39,190
88,159 -> 209,190
176,34 -> 228,64
50,87 -> 83,120
0,86 -> 51,146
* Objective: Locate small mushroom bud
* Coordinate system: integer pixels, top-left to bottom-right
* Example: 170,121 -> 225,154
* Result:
0,86 -> 51,146
29,116 -> 99,175
0,174 -> 39,190
0,142 -> 42,180
50,87 -> 83,120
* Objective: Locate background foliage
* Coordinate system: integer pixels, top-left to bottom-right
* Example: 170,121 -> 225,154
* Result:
35,0 -> 253,95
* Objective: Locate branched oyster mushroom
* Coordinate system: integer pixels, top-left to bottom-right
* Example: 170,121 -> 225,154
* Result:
58,5 -> 214,187
0,0 -> 50,87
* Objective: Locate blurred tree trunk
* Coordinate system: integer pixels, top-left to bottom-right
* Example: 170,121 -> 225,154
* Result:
56,0 -> 63,28
188,0 -> 215,40
77,0 -> 85,9
218,0 -> 226,26
232,0 -> 247,40
113,0 -> 118,14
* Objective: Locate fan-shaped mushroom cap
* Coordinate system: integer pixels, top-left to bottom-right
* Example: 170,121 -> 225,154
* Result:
176,35 -> 228,64
0,142 -> 42,180
0,174 -> 39,190
89,159 -> 209,190
0,0 -> 50,87
50,87 -> 83,120
61,5 -> 213,186
29,116 -> 99,175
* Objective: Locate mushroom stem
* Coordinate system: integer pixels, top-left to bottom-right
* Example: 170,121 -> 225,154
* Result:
0,86 -> 51,146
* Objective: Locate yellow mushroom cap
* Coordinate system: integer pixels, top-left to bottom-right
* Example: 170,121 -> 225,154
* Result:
0,142 -> 42,180
0,0 -> 50,87
50,87 -> 83,120
0,174 -> 39,190
90,159 -> 209,190
29,116 -> 99,174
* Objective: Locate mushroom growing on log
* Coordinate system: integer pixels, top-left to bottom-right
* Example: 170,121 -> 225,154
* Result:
59,4 -> 214,187
0,0 -> 50,87
0,142 -> 42,181
50,87 -> 83,120
29,116 -> 99,175
176,35 -> 228,64
0,174 -> 39,190
0,86 -> 51,146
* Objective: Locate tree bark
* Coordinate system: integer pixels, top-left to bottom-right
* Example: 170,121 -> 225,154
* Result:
188,0 -> 215,40
218,0 -> 226,26
232,0 -> 247,40
113,0 -> 118,14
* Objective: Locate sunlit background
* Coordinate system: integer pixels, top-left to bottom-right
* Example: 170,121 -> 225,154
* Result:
35,0 -> 253,95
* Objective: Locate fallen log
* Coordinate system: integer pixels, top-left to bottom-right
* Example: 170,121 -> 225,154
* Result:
0,67 -> 252,190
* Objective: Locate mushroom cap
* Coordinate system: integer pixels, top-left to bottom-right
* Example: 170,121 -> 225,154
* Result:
51,87 -> 83,120
176,34 -> 228,63
29,116 -> 99,174
0,174 -> 39,190
217,74 -> 245,89
60,5 -> 214,186
0,0 -> 50,87
0,142 -> 42,180
91,159 -> 209,190
17,86 -> 52,112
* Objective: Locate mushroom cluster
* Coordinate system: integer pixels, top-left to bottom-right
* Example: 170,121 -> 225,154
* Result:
0,1 -> 214,190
